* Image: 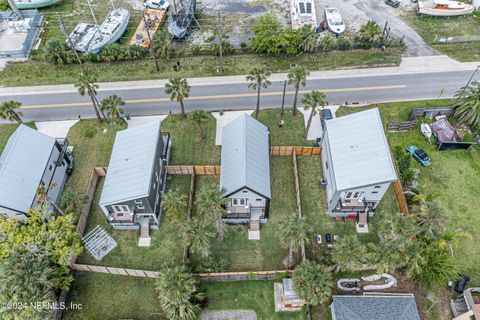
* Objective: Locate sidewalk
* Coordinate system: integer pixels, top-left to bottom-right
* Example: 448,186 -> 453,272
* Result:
0,55 -> 478,96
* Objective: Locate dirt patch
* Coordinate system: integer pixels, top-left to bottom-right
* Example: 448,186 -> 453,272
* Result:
200,310 -> 257,320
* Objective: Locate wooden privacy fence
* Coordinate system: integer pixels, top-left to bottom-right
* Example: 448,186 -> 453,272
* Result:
76,167 -> 107,236
408,107 -> 452,121
270,146 -> 321,156
393,179 -> 409,216
166,165 -> 220,175
70,263 -> 288,281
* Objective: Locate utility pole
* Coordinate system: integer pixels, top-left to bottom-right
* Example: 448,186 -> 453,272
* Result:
216,11 -> 223,73
6,0 -> 22,19
57,13 -> 86,74
280,80 -> 287,116
142,10 -> 160,72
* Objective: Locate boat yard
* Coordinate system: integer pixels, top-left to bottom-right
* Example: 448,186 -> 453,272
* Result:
129,8 -> 166,48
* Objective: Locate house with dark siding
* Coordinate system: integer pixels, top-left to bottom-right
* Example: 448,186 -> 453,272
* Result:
99,121 -> 170,231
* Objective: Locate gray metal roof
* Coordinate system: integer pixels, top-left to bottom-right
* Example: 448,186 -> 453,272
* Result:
324,108 -> 397,191
220,114 -> 271,198
0,125 -> 55,213
331,295 -> 421,320
99,121 -> 161,206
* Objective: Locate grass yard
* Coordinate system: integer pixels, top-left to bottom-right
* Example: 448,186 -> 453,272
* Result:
337,99 -> 480,285
65,120 -> 126,194
65,272 -> 162,320
161,114 -> 220,165
202,280 -> 306,320
258,109 -> 313,146
403,14 -> 480,61
0,49 -> 404,87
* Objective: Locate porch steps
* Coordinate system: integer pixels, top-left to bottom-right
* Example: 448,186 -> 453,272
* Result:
138,224 -> 151,247
248,219 -> 260,240
356,212 -> 369,233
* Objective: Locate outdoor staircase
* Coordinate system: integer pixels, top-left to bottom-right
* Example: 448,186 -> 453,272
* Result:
248,219 -> 260,240
356,212 -> 369,233
138,224 -> 151,247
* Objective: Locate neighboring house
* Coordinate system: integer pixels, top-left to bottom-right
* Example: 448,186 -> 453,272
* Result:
451,287 -> 480,320
99,121 -> 171,231
330,293 -> 421,320
220,113 -> 271,224
0,125 -> 72,220
320,108 -> 397,225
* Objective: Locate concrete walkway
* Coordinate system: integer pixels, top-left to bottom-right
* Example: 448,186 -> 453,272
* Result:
35,120 -> 79,138
1,56 -> 477,95
200,311 -> 257,320
126,115 -> 167,128
212,110 -> 253,145
299,106 -> 340,141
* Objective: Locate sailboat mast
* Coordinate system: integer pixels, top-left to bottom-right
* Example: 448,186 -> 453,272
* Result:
109,0 -> 115,10
86,0 -> 99,28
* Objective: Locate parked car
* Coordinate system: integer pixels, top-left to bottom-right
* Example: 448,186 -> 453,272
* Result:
385,0 -> 401,7
406,146 -> 431,166
143,0 -> 169,9
321,109 -> 333,121
455,274 -> 470,293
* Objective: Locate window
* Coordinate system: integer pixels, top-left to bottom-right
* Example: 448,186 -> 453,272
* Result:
153,183 -> 156,190
374,186 -> 381,189
372,191 -> 378,194
135,200 -> 145,210
325,162 -> 328,170
239,199 -> 245,205
135,200 -> 143,205
353,192 -> 360,199
233,199 -> 238,205
49,165 -> 53,171
113,205 -> 130,213
256,198 -> 262,202
242,190 -> 248,194
346,192 -> 352,199
155,172 -> 159,183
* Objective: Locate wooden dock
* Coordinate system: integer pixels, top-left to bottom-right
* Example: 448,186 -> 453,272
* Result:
129,9 -> 167,48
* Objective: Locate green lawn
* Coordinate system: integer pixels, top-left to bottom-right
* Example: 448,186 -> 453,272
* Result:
258,109 -> 313,146
403,14 -> 480,61
203,280 -> 306,320
161,114 -> 220,165
0,49 -> 404,87
65,120 -> 126,194
65,272 -> 163,320
337,100 -> 480,285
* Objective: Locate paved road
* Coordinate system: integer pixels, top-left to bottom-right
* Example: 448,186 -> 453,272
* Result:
0,69 -> 475,122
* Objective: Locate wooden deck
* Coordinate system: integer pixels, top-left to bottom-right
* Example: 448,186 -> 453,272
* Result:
129,9 -> 167,48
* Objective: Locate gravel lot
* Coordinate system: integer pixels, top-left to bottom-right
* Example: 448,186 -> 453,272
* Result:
200,310 -> 257,320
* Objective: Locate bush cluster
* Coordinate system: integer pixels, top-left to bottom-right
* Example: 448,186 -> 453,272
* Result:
393,145 -> 414,186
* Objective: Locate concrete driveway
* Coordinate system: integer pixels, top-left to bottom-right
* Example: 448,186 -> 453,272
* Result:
314,0 -> 438,57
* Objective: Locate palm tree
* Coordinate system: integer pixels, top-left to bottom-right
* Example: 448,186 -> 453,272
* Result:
75,72 -> 103,121
195,183 -> 229,240
165,76 -> 191,118
162,188 -> 188,224
188,110 -> 208,139
292,260 -> 333,306
359,20 -> 382,42
59,189 -> 87,216
277,212 -> 312,269
453,82 -> 480,127
413,202 -> 446,240
287,65 -> 309,116
331,235 -> 370,273
0,100 -> 23,123
100,94 -> 125,121
155,264 -> 204,320
179,218 -> 215,260
35,183 -> 64,215
301,91 -> 327,139
246,67 -> 271,119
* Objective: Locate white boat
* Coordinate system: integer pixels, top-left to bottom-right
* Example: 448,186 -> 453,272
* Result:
324,7 -> 345,34
13,0 -> 62,9
421,123 -> 432,140
291,0 -> 317,30
417,0 -> 474,16
69,8 -> 130,54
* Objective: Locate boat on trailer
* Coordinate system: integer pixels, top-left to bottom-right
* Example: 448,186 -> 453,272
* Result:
291,0 -> 317,30
168,0 -> 196,39
69,8 -> 130,54
324,7 -> 345,34
421,123 -> 432,141
13,0 -> 63,9
417,0 -> 474,16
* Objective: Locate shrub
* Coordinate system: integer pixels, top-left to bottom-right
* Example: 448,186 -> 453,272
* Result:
240,42 -> 248,49
337,35 -> 352,50
125,45 -> 148,60
393,146 -> 414,186
212,41 -> 234,56
100,43 -> 124,62
43,38 -> 74,65
190,44 -> 202,56
250,13 -> 284,54
319,34 -> 337,52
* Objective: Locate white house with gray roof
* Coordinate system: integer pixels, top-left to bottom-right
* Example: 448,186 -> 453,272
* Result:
320,108 -> 397,223
220,114 -> 271,223
330,294 -> 421,320
99,121 -> 170,230
0,125 -> 72,220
